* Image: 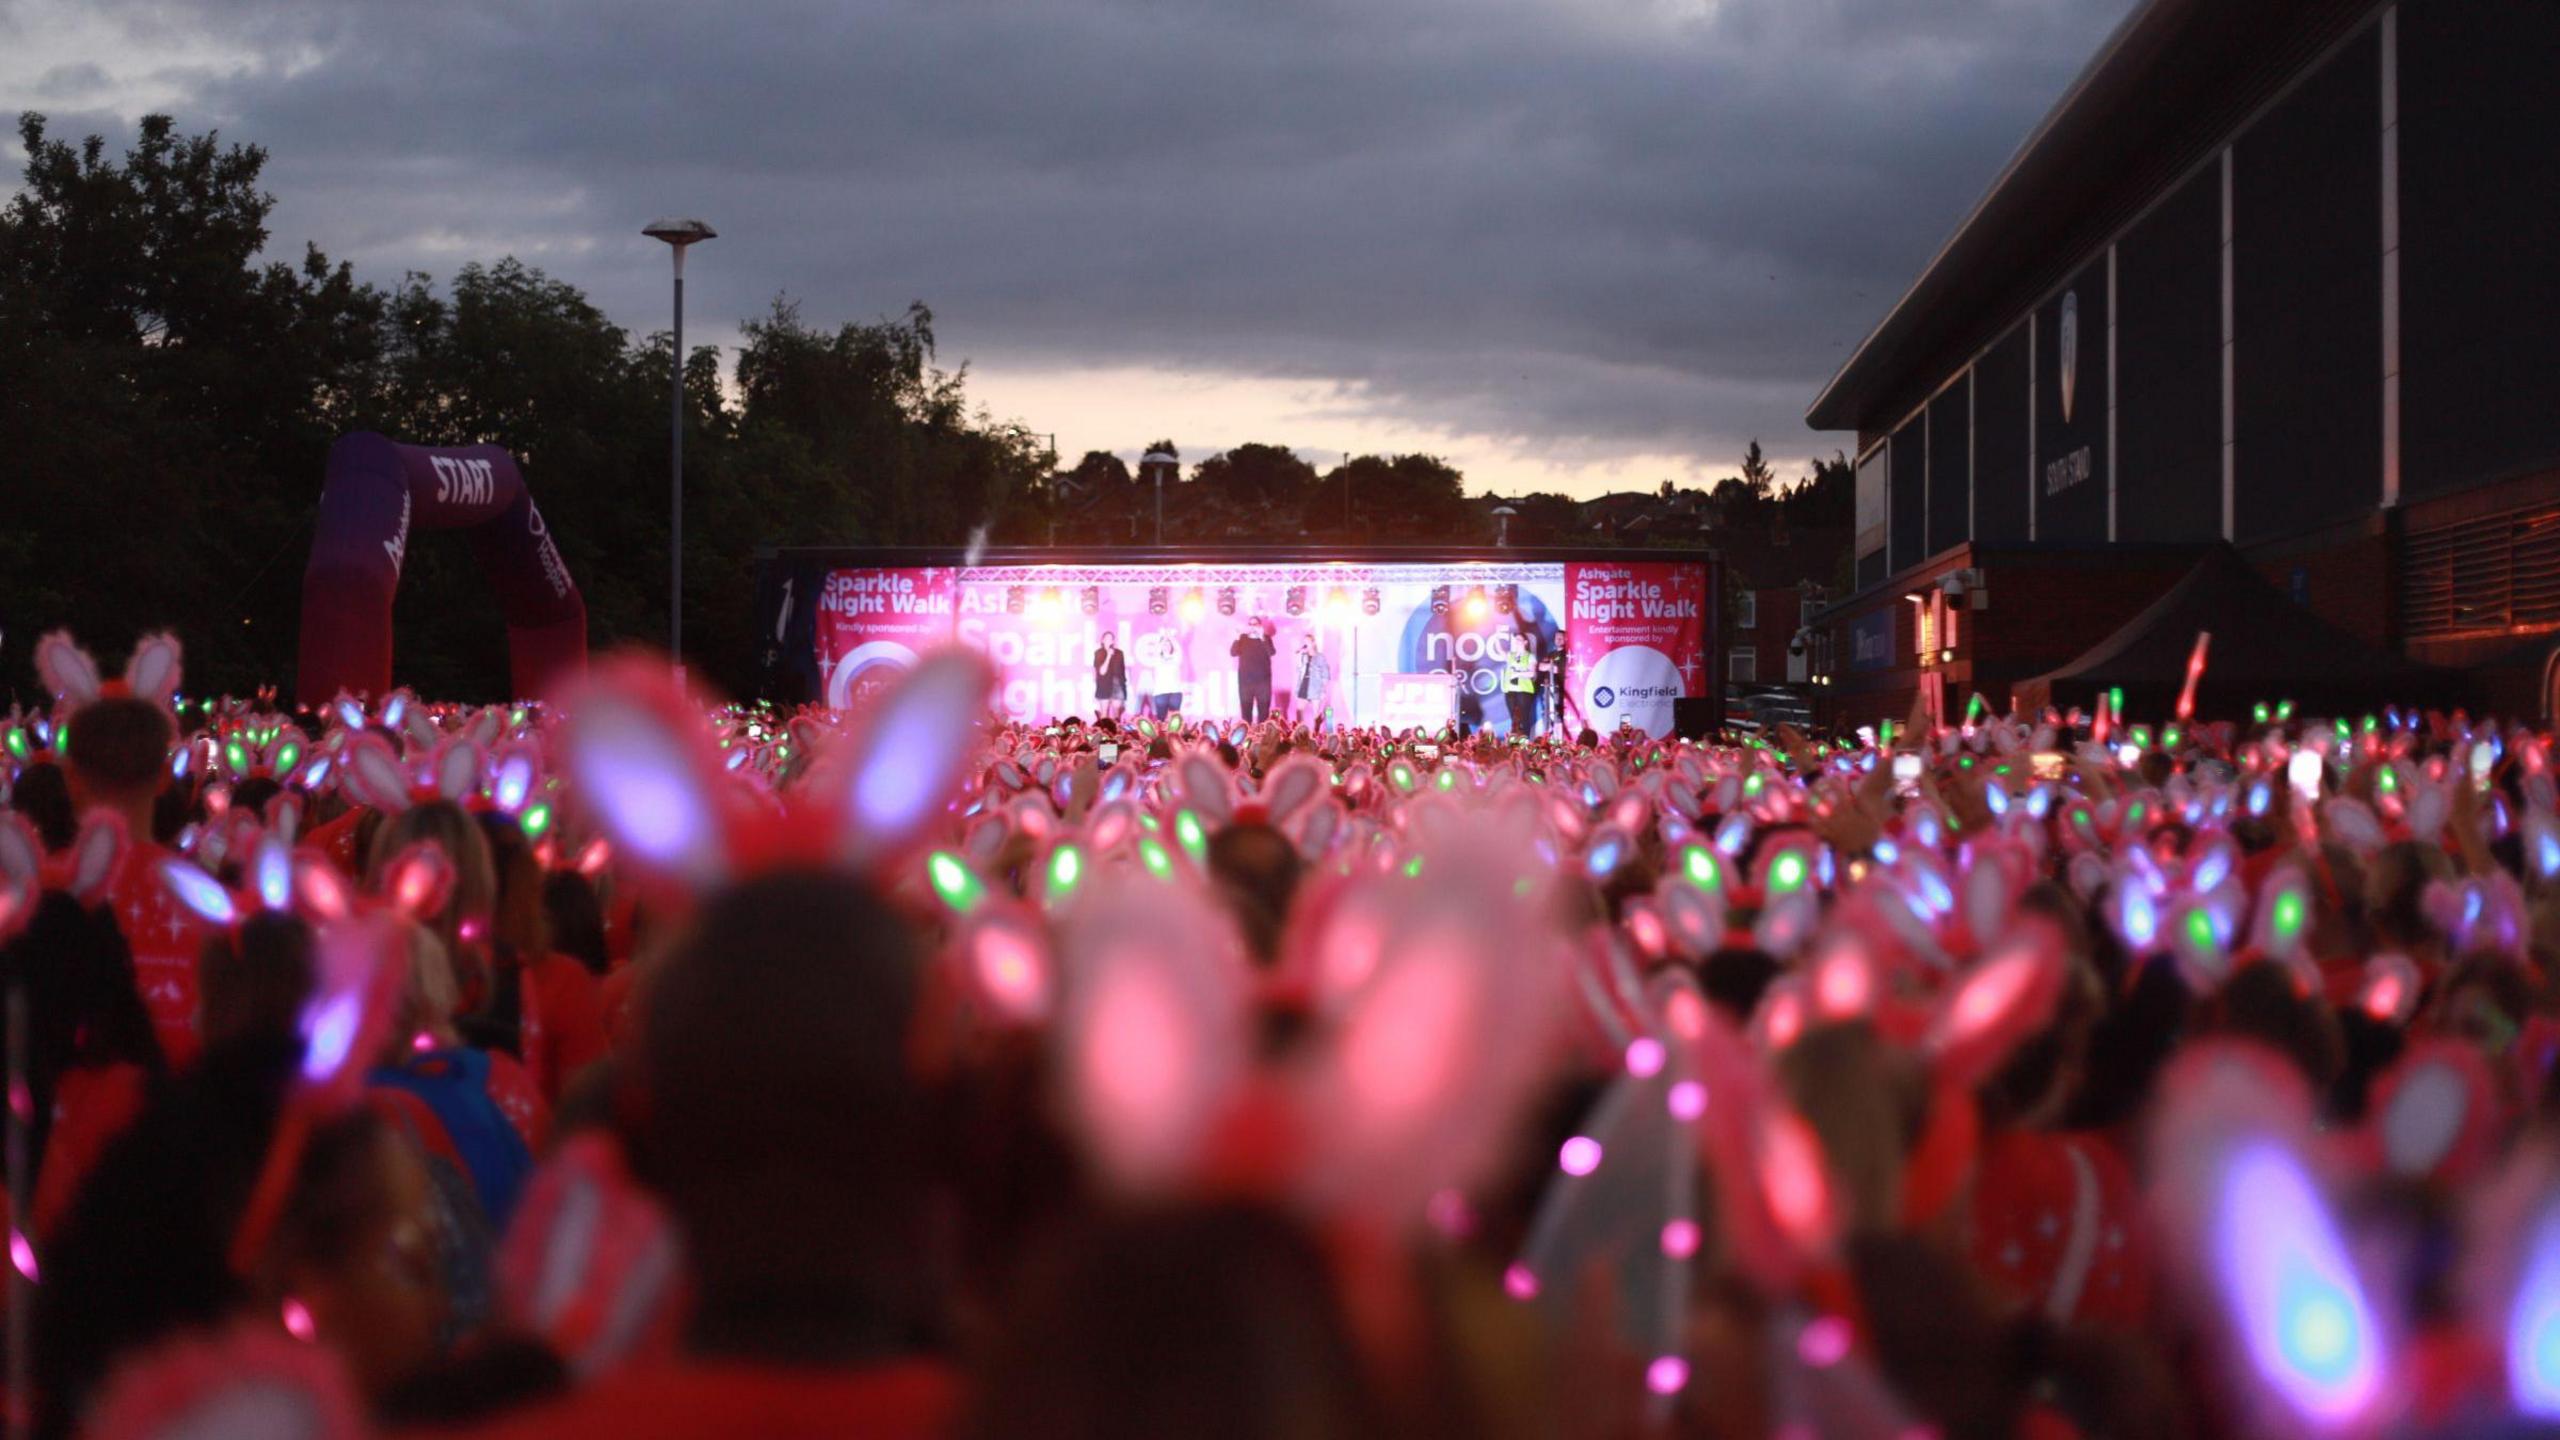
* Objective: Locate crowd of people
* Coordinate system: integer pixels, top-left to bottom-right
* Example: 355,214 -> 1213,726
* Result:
3,628 -> 2560,1438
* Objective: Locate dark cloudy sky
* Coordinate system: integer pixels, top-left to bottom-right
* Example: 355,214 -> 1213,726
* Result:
1,0 -> 2137,497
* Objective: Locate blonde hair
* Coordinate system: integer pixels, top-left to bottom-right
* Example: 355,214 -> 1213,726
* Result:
365,800 -> 497,953
392,920 -> 462,1044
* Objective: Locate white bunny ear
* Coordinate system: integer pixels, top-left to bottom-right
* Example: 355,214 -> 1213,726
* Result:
1052,874 -> 1253,1195
828,648 -> 996,870
1176,752 -> 1235,825
466,706 -> 505,749
559,667 -> 732,895
337,732 -> 412,815
67,809 -> 132,904
1256,755 -> 1328,824
123,631 -> 183,709
35,630 -> 102,708
433,738 -> 484,804
0,813 -> 41,888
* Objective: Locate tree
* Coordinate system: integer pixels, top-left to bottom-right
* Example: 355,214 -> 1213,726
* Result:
1311,454 -> 1471,542
0,112 -> 390,696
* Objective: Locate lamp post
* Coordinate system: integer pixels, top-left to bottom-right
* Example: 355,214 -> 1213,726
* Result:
1492,503 -> 1518,546
1140,447 -> 1178,547
643,217 -> 716,669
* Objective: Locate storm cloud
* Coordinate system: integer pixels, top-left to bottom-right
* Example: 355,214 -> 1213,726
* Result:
2,0 -> 2136,490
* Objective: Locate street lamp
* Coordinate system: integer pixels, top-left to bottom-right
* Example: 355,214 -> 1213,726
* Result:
644,217 -> 716,669
1492,503 -> 1518,546
1140,447 -> 1178,546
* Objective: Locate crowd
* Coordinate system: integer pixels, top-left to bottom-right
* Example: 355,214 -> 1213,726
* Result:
2,628 -> 2558,1439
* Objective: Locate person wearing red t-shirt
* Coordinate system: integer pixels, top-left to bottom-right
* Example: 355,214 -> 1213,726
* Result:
67,695 -> 214,1066
457,873 -> 955,1440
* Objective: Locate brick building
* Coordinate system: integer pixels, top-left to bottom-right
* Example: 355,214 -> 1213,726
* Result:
1803,0 -> 2560,727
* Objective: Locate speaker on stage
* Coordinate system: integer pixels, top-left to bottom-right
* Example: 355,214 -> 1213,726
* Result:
1673,697 -> 1718,740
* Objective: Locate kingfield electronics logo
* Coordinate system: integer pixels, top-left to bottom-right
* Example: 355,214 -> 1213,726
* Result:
1593,686 -> 1617,709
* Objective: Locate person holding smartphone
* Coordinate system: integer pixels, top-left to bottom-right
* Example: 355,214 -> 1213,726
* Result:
1292,633 -> 1332,734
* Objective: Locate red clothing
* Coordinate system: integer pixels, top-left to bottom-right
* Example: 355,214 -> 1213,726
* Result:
32,1062 -> 150,1238
599,965 -> 642,1050
525,953 -> 609,1100
441,1358 -> 957,1440
1965,1128 -> 2153,1331
110,842 -> 218,1067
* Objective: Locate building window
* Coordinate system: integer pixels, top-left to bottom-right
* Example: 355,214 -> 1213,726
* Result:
1728,649 -> 1756,684
1734,590 -> 1758,630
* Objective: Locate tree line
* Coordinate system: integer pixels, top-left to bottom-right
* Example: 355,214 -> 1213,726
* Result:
0,112 -> 1845,702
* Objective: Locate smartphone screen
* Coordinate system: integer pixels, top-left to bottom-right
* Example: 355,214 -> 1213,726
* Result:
1098,743 -> 1120,767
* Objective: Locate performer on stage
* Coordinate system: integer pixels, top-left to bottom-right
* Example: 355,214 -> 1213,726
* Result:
1092,632 -> 1128,722
1502,638 -> 1538,738
1230,619 -> 1276,725
1291,633 -> 1332,733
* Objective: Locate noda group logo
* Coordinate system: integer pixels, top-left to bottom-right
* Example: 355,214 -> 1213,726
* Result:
1584,645 -> 1684,738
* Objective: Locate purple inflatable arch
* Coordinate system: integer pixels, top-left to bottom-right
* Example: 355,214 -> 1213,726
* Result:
297,432 -> 587,705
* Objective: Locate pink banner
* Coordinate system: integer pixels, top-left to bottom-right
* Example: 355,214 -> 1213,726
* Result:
817,567 -> 956,709
1564,562 -> 1709,738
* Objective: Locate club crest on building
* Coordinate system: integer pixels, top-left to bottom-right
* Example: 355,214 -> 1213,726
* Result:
2057,289 -> 2079,427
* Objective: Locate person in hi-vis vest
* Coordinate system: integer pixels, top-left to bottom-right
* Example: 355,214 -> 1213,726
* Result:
1502,641 -> 1537,737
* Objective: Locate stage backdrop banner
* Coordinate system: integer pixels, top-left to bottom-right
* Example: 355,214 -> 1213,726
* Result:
1563,562 -> 1710,739
812,559 -> 1709,737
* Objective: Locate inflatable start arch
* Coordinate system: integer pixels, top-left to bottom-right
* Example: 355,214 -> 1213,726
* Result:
297,432 -> 587,705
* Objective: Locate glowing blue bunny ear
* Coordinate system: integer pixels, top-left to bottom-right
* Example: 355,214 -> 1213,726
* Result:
159,856 -> 239,927
490,745 -> 540,815
558,664 -> 732,895
827,648 -> 996,870
2502,1193 -> 2560,1420
2207,1142 -> 2385,1429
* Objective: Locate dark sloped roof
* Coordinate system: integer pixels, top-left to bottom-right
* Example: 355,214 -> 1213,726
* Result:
1807,0 -> 2384,433
2019,545 -> 2467,714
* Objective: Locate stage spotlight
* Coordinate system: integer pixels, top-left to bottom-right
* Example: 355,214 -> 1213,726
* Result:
1363,588 -> 1381,616
1286,586 -> 1306,616
1497,585 -> 1516,616
1149,587 -> 1168,616
1431,585 -> 1450,616
1082,586 -> 1099,615
1326,587 -> 1351,618
1217,587 -> 1237,617
1181,590 -> 1207,623
1462,587 -> 1488,620
1006,586 -> 1025,614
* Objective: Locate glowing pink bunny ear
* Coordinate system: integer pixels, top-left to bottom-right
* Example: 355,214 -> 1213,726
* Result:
955,902 -> 1054,1027
827,648 -> 996,870
398,700 -> 440,754
1806,931 -> 1878,1023
293,851 -> 355,923
382,841 -> 455,921
122,631 -> 183,710
1052,875 -> 1253,1195
34,630 -> 102,710
82,1319 -> 367,1440
558,664 -> 731,895
65,808 -> 131,904
1256,755 -> 1328,825
1925,918 -> 2067,1089
337,732 -> 413,815
1294,837 -> 1568,1226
